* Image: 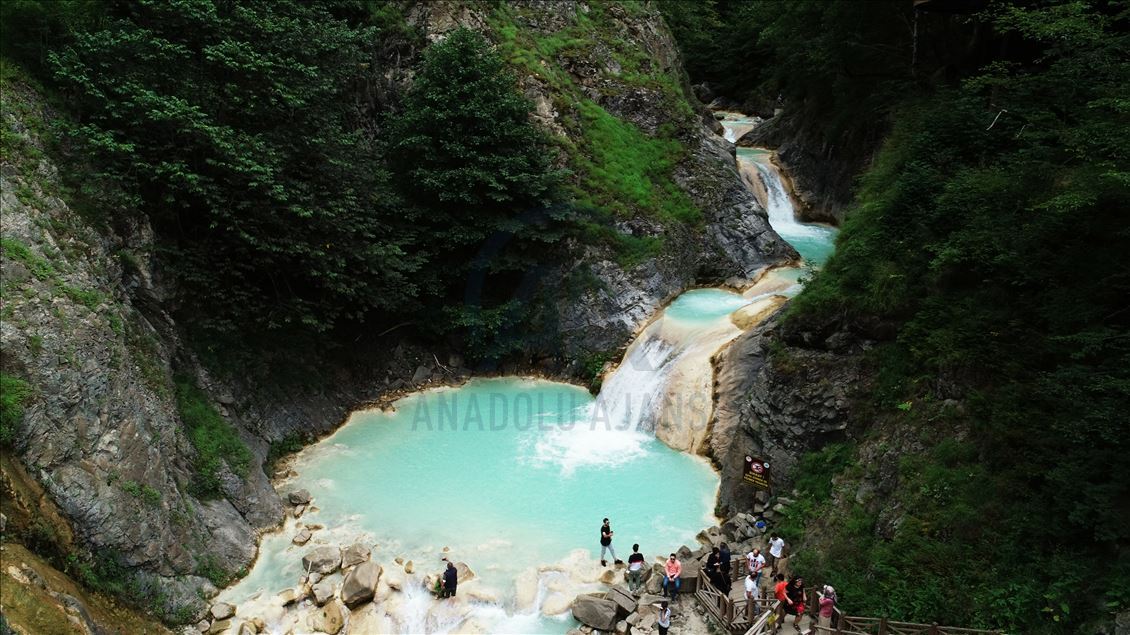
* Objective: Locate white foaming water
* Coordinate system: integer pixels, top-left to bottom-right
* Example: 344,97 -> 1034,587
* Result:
738,147 -> 838,266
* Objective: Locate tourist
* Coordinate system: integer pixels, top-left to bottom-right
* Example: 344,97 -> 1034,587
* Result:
719,542 -> 732,592
785,576 -> 807,632
773,574 -> 790,631
657,600 -> 672,635
705,547 -> 724,590
442,561 -> 458,598
818,585 -> 837,629
744,570 -> 761,617
627,544 -> 646,593
600,517 -> 620,566
746,547 -> 765,589
662,553 -> 682,600
768,534 -> 786,576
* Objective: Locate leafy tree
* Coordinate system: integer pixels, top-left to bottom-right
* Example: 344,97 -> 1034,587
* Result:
386,27 -> 575,359
49,0 -> 423,333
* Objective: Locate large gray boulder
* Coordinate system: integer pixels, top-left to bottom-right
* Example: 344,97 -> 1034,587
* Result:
302,546 -> 341,575
341,543 -> 370,569
341,561 -> 382,608
572,596 -> 619,631
605,584 -> 637,617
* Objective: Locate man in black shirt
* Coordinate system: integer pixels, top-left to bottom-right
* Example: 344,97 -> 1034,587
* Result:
600,518 -> 620,566
442,561 -> 458,598
627,543 -> 646,593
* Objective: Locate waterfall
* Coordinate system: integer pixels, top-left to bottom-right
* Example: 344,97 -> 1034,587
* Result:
585,289 -> 788,455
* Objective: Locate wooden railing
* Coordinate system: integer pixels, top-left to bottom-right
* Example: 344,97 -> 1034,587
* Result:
812,613 -> 1006,635
688,557 -> 1005,635
694,573 -> 779,634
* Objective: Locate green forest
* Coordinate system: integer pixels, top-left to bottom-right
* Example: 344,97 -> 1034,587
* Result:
663,0 -> 1129,632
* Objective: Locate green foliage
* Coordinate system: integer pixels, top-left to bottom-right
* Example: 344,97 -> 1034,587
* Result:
386,27 -> 576,359
193,555 -> 236,587
570,101 -> 698,224
265,432 -> 306,473
120,480 -> 161,506
768,3 -> 1130,632
0,374 -> 33,446
173,376 -> 251,498
48,0 -> 422,334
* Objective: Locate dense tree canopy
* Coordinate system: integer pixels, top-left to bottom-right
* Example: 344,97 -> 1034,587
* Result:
49,0 -> 420,332
666,1 -> 1130,632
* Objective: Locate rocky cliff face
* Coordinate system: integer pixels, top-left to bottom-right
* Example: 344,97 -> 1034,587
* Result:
709,309 -> 870,516
0,2 -> 797,624
739,112 -> 882,225
416,1 -> 796,360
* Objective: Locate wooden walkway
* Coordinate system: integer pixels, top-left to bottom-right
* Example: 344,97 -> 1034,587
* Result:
689,557 -> 1006,635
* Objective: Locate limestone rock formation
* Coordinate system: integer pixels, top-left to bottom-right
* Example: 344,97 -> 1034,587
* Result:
572,595 -> 620,631
340,561 -> 382,608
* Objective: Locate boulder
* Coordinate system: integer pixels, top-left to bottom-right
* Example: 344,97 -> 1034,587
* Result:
572,596 -> 619,632
615,619 -> 629,635
341,543 -> 370,569
292,528 -> 312,545
195,619 -> 210,633
455,561 -> 475,584
605,584 -> 637,617
206,619 -> 231,635
303,546 -> 341,575
341,561 -> 382,608
312,581 -> 334,606
308,598 -> 345,634
278,587 -> 303,606
629,608 -> 658,631
404,559 -> 414,574
237,622 -> 256,635
288,489 -> 312,505
209,602 -> 236,621
293,504 -> 306,518
384,566 -> 405,591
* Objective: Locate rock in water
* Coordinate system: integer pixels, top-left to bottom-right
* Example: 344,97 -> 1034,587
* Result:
209,602 -> 236,621
288,489 -> 312,505
455,561 -> 475,584
292,528 -> 312,545
307,598 -> 344,634
572,596 -> 619,631
403,559 -> 414,574
341,543 -> 370,569
312,581 -> 333,607
341,561 -> 382,608
302,546 -> 341,575
206,619 -> 232,635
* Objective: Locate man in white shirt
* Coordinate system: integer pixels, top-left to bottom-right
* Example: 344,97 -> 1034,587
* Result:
744,570 -> 762,619
746,548 -> 766,588
768,534 -> 786,576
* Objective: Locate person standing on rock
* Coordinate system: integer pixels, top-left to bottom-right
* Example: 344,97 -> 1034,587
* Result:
662,553 -> 682,600
657,600 -> 672,635
768,534 -> 786,576
442,561 -> 458,598
599,518 -> 621,566
627,544 -> 646,593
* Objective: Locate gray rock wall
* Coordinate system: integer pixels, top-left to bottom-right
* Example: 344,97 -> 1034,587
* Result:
710,311 -> 867,515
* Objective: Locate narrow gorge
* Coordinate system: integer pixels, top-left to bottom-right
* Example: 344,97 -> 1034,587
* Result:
2,1 -> 1126,635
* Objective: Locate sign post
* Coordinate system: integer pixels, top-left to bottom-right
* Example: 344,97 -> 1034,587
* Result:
742,455 -> 771,491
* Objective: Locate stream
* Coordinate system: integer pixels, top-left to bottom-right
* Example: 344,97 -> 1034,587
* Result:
218,111 -> 838,634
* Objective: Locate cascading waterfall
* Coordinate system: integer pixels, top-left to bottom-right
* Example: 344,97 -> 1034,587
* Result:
216,106 -> 838,635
